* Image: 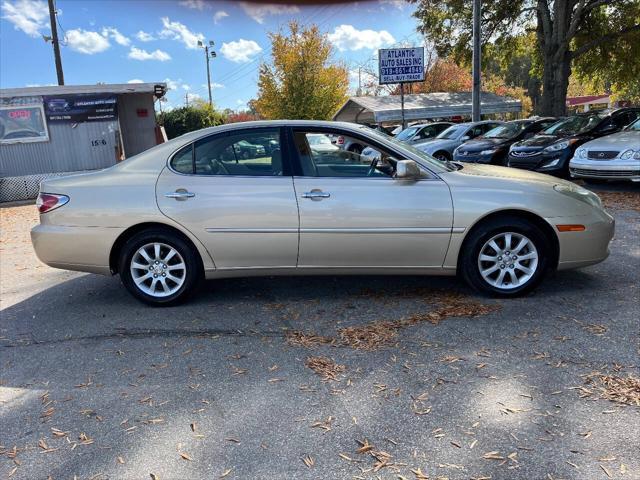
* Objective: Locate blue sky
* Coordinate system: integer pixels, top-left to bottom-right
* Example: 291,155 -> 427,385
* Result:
0,0 -> 421,111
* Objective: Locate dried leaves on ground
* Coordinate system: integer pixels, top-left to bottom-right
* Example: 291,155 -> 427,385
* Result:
287,291 -> 500,351
304,356 -> 346,381
583,372 -> 640,406
595,191 -> 640,212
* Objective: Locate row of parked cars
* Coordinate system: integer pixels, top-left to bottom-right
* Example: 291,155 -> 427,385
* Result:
359,107 -> 639,182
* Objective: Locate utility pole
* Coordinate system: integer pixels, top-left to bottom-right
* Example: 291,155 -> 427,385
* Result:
472,0 -> 481,121
357,67 -> 362,96
185,92 -> 189,107
198,40 -> 217,108
47,0 -> 64,85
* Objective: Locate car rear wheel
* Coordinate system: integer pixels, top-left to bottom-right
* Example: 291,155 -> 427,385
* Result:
460,217 -> 550,297
119,229 -> 202,306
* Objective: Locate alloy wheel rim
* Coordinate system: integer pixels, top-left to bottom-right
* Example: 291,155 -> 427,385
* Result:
477,232 -> 539,290
130,242 -> 186,297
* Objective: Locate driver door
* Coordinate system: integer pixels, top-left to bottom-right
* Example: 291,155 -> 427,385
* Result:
288,128 -> 453,268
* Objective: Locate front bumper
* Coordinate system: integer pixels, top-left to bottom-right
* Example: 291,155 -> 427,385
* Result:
569,157 -> 640,181
551,209 -> 615,270
508,149 -> 572,175
31,223 -> 123,275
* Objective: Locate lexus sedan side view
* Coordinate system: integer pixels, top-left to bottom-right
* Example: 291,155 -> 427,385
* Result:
31,120 -> 614,306
508,107 -> 640,177
569,117 -> 640,183
415,120 -> 503,162
453,118 -> 557,166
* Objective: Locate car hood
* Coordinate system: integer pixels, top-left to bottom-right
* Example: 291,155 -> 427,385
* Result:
514,134 -> 564,148
440,163 -> 597,218
457,138 -> 509,151
581,130 -> 640,149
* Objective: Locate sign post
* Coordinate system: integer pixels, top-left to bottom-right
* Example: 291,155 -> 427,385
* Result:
378,47 -> 425,130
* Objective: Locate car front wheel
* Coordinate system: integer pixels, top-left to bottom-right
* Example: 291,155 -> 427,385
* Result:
460,218 -> 551,297
119,229 -> 202,306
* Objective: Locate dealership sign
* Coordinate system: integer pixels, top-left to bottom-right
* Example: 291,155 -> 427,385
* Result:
44,94 -> 117,123
378,47 -> 425,84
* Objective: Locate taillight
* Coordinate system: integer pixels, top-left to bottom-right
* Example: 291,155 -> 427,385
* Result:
36,193 -> 69,213
337,136 -> 344,145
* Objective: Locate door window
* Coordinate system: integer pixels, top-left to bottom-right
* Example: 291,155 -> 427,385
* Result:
292,131 -> 401,178
170,128 -> 284,176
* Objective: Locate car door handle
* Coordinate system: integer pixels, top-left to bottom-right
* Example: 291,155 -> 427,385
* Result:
165,191 -> 195,200
302,190 -> 330,200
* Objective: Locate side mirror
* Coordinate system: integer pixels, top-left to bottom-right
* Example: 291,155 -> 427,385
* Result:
395,159 -> 421,179
460,135 -> 471,141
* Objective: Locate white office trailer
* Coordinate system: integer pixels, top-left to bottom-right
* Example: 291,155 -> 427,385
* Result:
0,83 -> 166,202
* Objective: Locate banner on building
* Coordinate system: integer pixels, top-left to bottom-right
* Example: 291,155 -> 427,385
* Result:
44,94 -> 117,122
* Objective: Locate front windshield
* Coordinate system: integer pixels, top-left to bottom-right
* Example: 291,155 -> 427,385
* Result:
436,125 -> 465,139
543,112 -> 606,135
626,118 -> 640,131
395,126 -> 419,141
357,125 -> 456,173
483,122 -> 529,139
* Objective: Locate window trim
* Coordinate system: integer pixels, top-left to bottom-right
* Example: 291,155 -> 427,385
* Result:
0,103 -> 50,145
167,127 -> 292,177
286,126 -> 439,180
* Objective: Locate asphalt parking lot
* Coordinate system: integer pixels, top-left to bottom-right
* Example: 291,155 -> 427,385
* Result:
1,184 -> 639,480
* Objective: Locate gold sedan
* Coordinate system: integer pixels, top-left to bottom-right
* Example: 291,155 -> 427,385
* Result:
31,121 -> 614,305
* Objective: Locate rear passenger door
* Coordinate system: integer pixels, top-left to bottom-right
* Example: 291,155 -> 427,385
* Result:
156,127 -> 300,269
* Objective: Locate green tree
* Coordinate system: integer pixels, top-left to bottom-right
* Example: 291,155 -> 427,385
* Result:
255,22 -> 349,120
410,0 -> 640,116
159,99 -> 225,139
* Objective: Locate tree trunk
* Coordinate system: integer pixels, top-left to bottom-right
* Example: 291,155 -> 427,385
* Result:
538,49 -> 571,117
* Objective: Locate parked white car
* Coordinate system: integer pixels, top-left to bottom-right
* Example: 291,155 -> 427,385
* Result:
569,118 -> 640,182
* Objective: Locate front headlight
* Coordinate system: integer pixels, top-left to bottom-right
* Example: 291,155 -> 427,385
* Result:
634,151 -> 640,159
554,183 -> 602,209
544,140 -> 571,153
577,148 -> 587,158
620,149 -> 634,160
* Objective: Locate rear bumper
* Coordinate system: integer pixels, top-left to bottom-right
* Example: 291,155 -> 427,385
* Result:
551,210 -> 615,270
31,224 -> 123,275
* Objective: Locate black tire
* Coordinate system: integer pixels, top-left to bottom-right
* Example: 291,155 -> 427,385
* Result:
434,151 -> 451,162
118,228 -> 202,306
460,216 -> 551,297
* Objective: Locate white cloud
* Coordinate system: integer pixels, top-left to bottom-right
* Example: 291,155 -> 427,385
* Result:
179,0 -> 207,9
220,39 -> 262,63
238,2 -> 299,24
328,24 -> 395,51
1,0 -> 49,37
203,82 -> 224,89
101,26 -> 130,46
182,84 -> 191,90
163,78 -> 180,90
128,46 -> 171,61
159,17 -> 204,50
379,0 -> 406,10
66,29 -> 111,54
127,79 -> 144,84
186,92 -> 200,103
213,10 -> 228,24
136,30 -> 155,42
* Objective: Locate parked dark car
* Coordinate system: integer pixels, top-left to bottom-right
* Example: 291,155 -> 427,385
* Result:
507,108 -> 640,177
453,118 -> 557,165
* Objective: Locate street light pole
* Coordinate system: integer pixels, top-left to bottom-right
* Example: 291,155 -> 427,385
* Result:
198,40 -> 217,108
472,0 -> 481,121
47,0 -> 64,85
